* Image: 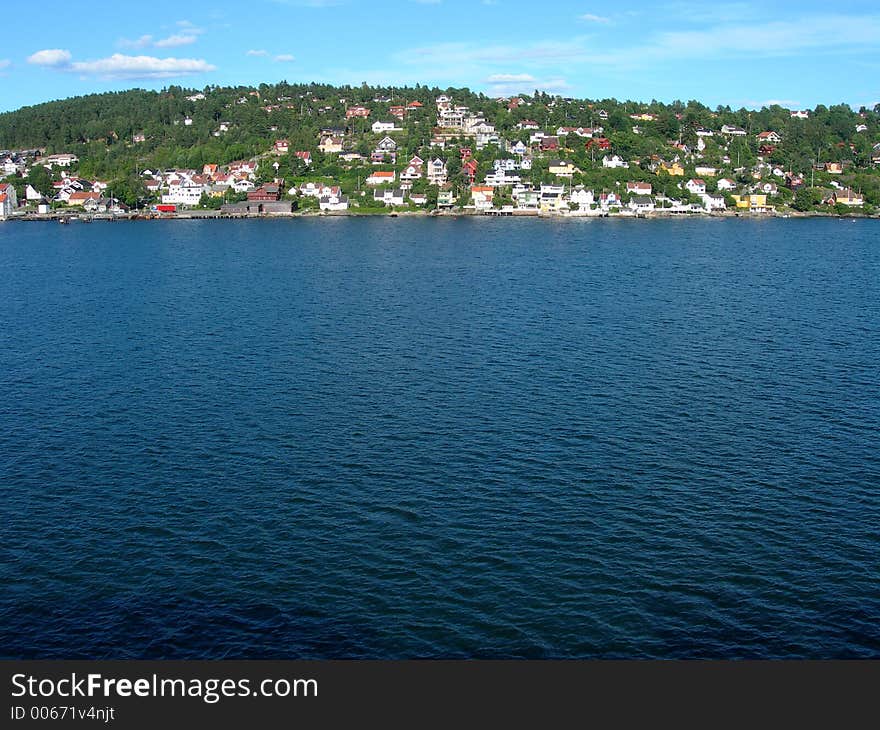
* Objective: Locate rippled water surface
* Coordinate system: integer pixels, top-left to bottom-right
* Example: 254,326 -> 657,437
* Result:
1,217 -> 879,658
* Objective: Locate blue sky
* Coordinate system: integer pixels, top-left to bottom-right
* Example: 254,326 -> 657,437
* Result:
2,0 -> 878,112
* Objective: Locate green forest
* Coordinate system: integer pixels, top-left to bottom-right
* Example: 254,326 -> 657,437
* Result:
1,81 -> 878,213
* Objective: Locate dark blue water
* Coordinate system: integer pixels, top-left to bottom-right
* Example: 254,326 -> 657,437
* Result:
1,217 -> 878,659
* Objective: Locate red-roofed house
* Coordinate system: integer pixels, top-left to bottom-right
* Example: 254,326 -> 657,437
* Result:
0,183 -> 17,218
248,184 -> 282,202
401,156 -> 424,181
685,178 -> 707,195
471,186 -> 494,210
67,191 -> 101,207
366,170 -> 396,185
626,182 -> 653,195
586,137 -> 612,151
756,131 -> 782,143
463,159 -> 478,182
346,106 -> 371,119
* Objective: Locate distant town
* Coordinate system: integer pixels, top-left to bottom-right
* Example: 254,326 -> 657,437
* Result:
1,83 -> 878,220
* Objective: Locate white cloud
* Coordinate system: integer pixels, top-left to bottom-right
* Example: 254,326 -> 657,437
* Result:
175,20 -> 205,34
247,49 -> 269,56
274,54 -> 296,62
646,15 -> 880,60
488,77 -> 571,96
0,59 -> 11,70
68,54 -> 216,80
119,24 -> 202,50
741,99 -> 801,109
119,35 -> 154,49
27,49 -> 73,67
579,13 -> 609,23
486,73 -> 535,83
397,13 -> 880,78
154,34 -> 199,48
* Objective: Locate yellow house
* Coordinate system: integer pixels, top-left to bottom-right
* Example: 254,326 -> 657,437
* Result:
318,135 -> 344,154
539,188 -> 566,213
731,193 -> 771,212
660,161 -> 684,176
549,160 -> 579,177
835,188 -> 863,206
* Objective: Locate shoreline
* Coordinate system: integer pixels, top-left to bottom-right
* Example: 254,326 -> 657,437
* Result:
3,209 -> 877,222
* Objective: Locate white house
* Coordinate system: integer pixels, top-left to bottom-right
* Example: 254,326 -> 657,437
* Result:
701,193 -> 726,211
400,156 -> 424,181
373,188 -> 406,206
476,131 -> 500,149
162,182 -> 206,206
231,179 -> 256,193
569,186 -> 594,208
694,166 -> 717,177
299,182 -> 339,198
514,188 -> 540,210
374,136 -> 398,153
427,158 -> 448,185
685,178 -> 707,195
626,182 -> 652,195
470,186 -> 494,210
598,191 -> 621,209
494,159 -> 520,171
372,121 -> 400,134
721,125 -> 747,136
602,155 -> 629,169
628,195 -> 655,212
790,110 -> 809,119
43,153 -> 78,168
484,169 -> 520,187
366,170 -> 396,186
319,192 -> 349,211
717,178 -> 737,191
756,131 -> 782,144
439,109 -> 465,128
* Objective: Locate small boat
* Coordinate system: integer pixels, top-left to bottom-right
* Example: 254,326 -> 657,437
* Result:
58,217 -> 70,224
